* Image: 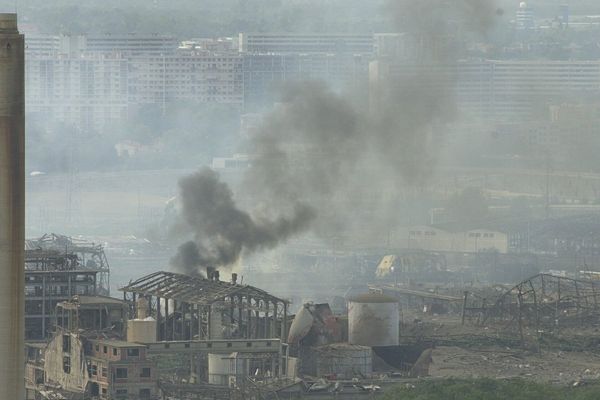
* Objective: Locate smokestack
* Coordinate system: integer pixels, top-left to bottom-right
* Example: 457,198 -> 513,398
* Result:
231,273 -> 238,285
206,266 -> 215,280
0,13 -> 24,400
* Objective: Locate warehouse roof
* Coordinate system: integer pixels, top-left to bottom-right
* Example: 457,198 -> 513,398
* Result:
119,271 -> 287,305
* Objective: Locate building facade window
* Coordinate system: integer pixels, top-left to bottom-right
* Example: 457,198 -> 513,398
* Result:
63,356 -> 71,374
62,335 -> 71,352
127,348 -> 140,357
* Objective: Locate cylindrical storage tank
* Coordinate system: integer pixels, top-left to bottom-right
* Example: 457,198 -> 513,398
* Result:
348,293 -> 399,346
127,318 -> 157,343
208,353 -> 248,387
287,305 -> 314,344
0,13 -> 25,400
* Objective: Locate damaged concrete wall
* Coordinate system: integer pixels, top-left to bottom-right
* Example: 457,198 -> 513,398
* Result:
44,332 -> 89,393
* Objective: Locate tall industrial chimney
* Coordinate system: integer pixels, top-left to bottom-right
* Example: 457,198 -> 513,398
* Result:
0,13 -> 24,399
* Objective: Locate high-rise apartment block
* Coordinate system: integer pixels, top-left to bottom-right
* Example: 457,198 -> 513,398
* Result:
238,32 -> 374,54
370,59 -> 600,121
25,33 -> 376,130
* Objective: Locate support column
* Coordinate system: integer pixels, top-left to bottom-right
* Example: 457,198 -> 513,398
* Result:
271,302 -> 277,338
238,296 -> 243,338
180,302 -> 186,340
282,302 -> 288,340
246,297 -> 252,339
156,297 -> 162,341
164,299 -> 169,341
198,305 -> 203,339
254,300 -> 260,339
264,301 -> 269,338
207,305 -> 212,340
172,300 -> 178,340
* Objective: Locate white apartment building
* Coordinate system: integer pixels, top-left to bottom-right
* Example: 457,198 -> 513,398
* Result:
239,32 -> 374,54
370,59 -> 600,120
26,54 -> 129,131
25,33 -> 178,57
26,52 -> 243,131
128,53 -> 243,105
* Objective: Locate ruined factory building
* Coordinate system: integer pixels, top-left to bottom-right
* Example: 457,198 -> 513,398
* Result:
120,271 -> 290,341
55,295 -> 129,336
25,233 -> 111,340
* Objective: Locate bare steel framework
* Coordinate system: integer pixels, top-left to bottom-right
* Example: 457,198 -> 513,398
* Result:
120,271 -> 289,342
24,233 -> 110,340
463,274 -> 600,339
26,233 -> 110,294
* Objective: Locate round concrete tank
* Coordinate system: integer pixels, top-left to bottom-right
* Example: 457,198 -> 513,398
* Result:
127,318 -> 157,343
348,293 -> 399,346
208,353 -> 248,387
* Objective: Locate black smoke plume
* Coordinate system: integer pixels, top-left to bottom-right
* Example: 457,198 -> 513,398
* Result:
170,168 -> 315,275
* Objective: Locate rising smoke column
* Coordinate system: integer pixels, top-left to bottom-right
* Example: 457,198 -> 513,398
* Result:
171,168 -> 316,275
241,0 -> 499,235
171,0 -> 498,274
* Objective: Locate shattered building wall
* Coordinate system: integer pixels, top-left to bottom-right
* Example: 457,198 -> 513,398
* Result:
44,331 -> 89,393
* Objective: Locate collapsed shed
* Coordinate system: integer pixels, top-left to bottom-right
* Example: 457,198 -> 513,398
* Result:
464,273 -> 600,337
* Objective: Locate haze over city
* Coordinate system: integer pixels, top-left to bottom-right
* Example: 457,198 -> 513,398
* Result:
3,0 -> 600,399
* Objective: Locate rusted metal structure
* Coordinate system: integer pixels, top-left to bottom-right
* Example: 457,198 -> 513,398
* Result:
0,13 -> 25,400
120,271 -> 289,342
464,274 -> 600,338
25,234 -> 110,340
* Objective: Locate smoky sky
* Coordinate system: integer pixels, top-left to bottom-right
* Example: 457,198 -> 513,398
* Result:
171,0 -> 498,274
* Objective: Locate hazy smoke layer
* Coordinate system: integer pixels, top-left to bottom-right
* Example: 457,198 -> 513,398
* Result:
388,0 -> 498,38
172,0 -> 497,274
171,168 -> 315,275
